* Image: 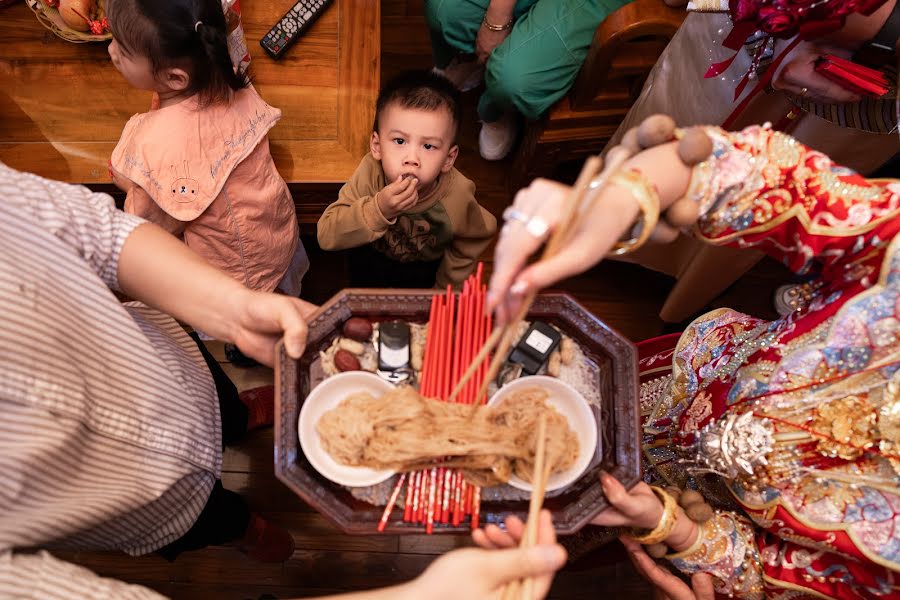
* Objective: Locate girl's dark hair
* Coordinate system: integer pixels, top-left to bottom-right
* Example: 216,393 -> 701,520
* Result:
106,0 -> 249,105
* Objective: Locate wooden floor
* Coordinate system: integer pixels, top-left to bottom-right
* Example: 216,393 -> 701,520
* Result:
49,1 -> 789,598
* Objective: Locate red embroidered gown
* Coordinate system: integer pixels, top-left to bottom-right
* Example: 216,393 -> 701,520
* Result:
638,125 -> 900,598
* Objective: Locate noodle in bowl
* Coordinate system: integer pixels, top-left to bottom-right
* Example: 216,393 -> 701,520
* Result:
298,372 -> 397,487
488,376 -> 597,492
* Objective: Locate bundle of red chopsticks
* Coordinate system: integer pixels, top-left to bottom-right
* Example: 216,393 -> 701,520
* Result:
377,263 -> 492,533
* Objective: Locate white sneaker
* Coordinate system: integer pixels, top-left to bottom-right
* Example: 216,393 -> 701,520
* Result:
432,58 -> 484,92
479,112 -> 517,160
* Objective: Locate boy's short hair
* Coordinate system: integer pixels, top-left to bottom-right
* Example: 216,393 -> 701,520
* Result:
373,70 -> 462,141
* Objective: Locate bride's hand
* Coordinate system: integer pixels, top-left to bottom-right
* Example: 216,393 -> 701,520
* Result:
591,473 -> 699,553
590,474 -> 664,530
486,178 -> 639,325
486,143 -> 693,326
620,537 -> 715,600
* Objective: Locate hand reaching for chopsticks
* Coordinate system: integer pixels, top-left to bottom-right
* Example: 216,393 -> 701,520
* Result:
399,510 -> 565,600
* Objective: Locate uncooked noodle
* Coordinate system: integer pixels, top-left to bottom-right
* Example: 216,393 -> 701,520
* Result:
316,386 -> 579,487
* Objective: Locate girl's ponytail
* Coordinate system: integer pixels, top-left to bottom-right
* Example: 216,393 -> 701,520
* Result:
106,0 -> 250,106
194,13 -> 249,104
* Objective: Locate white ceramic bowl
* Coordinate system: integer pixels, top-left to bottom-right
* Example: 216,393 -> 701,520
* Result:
298,371 -> 396,487
487,376 -> 598,492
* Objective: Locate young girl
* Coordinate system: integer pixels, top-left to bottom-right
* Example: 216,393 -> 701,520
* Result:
106,0 -> 307,299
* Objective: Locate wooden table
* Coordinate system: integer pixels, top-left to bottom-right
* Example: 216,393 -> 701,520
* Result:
0,0 -> 379,189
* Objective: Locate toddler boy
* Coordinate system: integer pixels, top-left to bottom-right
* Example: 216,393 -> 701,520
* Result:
317,70 -> 496,288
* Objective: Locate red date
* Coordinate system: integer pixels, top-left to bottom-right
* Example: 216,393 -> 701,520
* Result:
342,317 -> 373,341
334,349 -> 361,372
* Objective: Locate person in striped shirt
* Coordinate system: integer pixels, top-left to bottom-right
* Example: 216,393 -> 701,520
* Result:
0,163 -> 566,599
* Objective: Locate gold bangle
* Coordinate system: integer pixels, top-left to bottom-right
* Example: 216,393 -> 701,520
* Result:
627,486 -> 678,546
606,170 -> 660,257
482,15 -> 514,31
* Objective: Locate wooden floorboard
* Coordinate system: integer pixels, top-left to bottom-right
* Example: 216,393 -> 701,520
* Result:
47,0 -> 789,597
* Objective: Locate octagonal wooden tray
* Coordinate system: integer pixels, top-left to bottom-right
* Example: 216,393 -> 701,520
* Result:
275,289 -> 639,535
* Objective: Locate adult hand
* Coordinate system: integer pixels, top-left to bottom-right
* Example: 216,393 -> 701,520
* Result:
376,175 -> 419,220
486,178 -> 640,324
771,40 -> 862,104
476,25 -> 511,64
406,510 -> 566,599
620,537 -> 715,600
472,508 -> 554,553
486,143 -> 692,325
227,290 -> 318,366
590,474 -> 664,530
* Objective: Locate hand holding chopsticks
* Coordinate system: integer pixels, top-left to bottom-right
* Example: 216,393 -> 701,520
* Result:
467,415 -> 565,600
408,427 -> 566,600
487,119 -> 707,329
450,153 -> 607,405
405,516 -> 566,600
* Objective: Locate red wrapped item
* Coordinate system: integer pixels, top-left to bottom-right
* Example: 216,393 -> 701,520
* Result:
814,53 -> 890,97
728,0 -> 888,40
222,0 -> 251,73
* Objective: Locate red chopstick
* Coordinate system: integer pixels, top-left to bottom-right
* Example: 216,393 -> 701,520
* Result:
378,473 -> 407,532
381,266 -> 492,533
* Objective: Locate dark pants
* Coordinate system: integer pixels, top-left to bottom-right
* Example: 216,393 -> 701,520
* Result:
157,334 -> 252,560
348,245 -> 442,289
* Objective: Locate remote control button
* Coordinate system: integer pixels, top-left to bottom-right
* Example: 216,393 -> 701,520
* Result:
304,10 -> 313,19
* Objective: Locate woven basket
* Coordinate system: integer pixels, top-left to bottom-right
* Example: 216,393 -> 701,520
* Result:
26,0 -> 111,43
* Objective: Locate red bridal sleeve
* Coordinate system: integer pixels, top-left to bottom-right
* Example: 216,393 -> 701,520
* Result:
686,125 -> 900,283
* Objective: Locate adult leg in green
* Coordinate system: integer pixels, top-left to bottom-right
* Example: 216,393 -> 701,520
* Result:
424,0 -> 537,69
480,0 -> 631,122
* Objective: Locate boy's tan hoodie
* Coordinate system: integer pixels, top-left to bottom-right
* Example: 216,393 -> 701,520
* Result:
317,153 -> 497,287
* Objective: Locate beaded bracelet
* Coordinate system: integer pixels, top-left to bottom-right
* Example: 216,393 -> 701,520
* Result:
599,115 -> 714,255
644,486 -> 716,558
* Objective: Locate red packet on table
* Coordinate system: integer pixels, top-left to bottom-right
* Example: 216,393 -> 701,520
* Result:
814,54 -> 890,97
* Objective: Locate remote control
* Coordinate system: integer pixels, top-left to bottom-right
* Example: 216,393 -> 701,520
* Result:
260,0 -> 334,60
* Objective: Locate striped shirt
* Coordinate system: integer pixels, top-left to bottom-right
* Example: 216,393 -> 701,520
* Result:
0,164 -> 221,598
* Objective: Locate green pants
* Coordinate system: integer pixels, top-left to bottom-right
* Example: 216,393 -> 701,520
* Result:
425,0 -> 630,122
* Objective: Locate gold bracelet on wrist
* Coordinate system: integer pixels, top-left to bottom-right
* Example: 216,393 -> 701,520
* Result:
626,486 -> 678,546
482,15 -> 514,31
605,170 -> 660,257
